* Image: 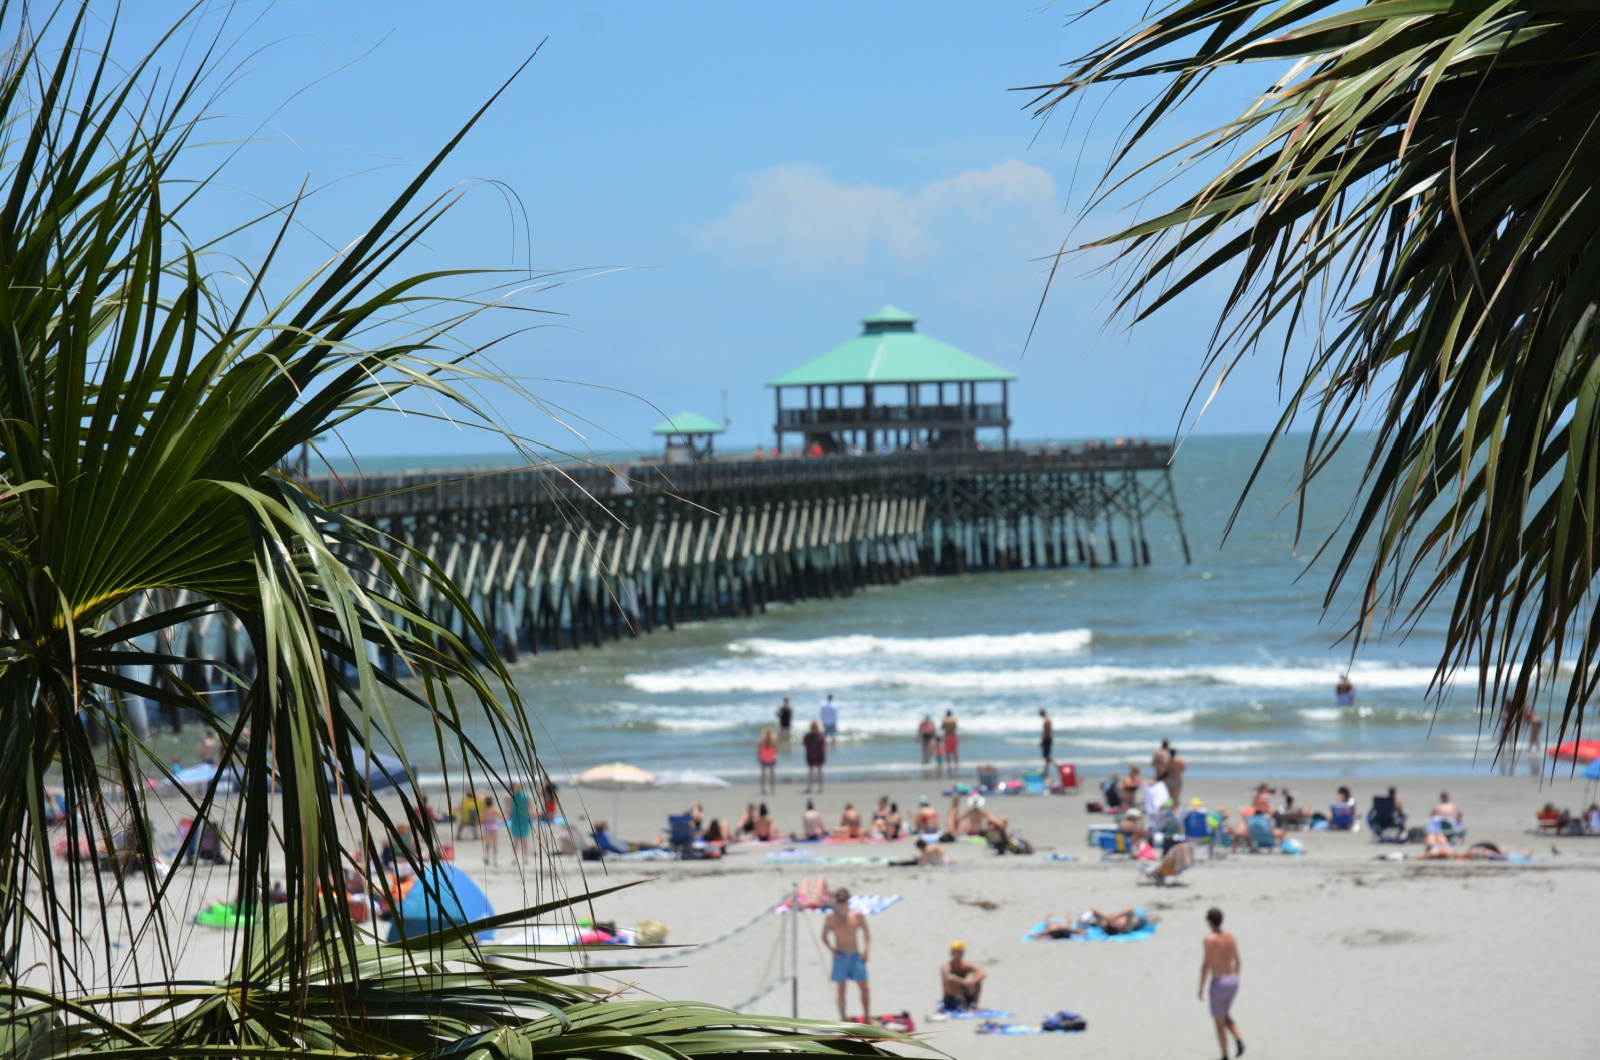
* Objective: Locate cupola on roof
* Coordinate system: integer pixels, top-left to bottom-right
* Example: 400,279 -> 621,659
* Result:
766,306 -> 1016,388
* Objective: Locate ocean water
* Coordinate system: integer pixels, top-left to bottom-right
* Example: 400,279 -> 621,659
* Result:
469,434 -> 1513,783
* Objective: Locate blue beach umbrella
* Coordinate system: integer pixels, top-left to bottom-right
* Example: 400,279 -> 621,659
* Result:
1582,758 -> 1600,781
386,863 -> 495,943
328,747 -> 412,793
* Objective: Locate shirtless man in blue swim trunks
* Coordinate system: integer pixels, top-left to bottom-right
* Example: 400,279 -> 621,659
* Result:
820,887 -> 870,1020
1199,906 -> 1244,1058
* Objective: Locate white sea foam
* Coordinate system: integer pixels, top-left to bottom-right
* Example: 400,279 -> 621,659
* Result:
732,629 -> 1093,659
624,662 -> 1444,696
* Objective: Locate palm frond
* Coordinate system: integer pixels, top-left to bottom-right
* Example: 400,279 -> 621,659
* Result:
1032,0 -> 1600,756
0,5 -> 916,1059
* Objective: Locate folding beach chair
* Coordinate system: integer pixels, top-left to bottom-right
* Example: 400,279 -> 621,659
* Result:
1056,764 -> 1080,794
667,814 -> 696,858
1245,813 -> 1277,853
1329,803 -> 1356,830
1366,795 -> 1408,843
1434,818 -> 1468,844
1141,838 -> 1195,885
1184,810 -> 1225,859
1023,770 -> 1046,795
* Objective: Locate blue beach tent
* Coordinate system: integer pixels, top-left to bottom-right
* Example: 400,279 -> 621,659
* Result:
386,863 -> 495,943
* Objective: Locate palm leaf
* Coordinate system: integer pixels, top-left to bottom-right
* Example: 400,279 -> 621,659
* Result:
0,5 -> 920,1059
1030,0 -> 1600,757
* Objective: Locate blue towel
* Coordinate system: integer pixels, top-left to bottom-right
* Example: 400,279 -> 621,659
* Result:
1021,919 -> 1157,943
977,1022 -> 1039,1035
939,1007 -> 1012,1020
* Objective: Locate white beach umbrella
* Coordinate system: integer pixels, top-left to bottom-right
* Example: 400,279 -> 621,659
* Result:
574,763 -> 657,791
651,769 -> 731,791
574,763 -> 657,828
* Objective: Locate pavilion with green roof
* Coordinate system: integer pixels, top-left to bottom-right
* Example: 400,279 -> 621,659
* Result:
767,306 -> 1016,453
653,410 -> 725,463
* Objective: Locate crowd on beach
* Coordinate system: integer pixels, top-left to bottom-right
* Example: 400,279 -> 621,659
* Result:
762,695 -> 1068,792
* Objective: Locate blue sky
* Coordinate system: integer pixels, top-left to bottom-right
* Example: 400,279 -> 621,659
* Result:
121,2 -> 1300,458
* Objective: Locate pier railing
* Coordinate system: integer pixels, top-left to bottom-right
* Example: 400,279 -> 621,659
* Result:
775,402 -> 1007,429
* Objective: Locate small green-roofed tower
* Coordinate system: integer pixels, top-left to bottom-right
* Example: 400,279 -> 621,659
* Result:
653,411 -> 725,463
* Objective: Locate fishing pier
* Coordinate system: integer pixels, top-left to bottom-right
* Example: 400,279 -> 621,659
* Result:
312,443 -> 1188,658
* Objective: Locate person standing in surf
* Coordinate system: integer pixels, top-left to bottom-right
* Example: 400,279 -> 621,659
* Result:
918,714 -> 937,770
820,694 -> 839,744
777,695 -> 794,746
941,710 -> 959,777
1039,709 -> 1054,768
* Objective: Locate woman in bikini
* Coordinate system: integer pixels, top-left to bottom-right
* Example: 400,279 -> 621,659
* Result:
758,727 -> 779,794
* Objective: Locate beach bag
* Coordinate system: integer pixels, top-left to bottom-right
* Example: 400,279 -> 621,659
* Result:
1041,1010 -> 1086,1032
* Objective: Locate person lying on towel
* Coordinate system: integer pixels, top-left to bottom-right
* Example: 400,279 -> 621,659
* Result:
1031,907 -> 1150,939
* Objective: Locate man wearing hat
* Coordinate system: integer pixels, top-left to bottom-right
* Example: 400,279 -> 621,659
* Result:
940,941 -> 986,1012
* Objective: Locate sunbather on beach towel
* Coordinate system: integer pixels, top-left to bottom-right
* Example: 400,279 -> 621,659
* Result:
1028,916 -> 1085,940
1092,906 -> 1150,936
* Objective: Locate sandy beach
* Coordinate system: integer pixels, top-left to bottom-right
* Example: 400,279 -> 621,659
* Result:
117,764 -> 1596,1060
64,761 -> 1589,1060
524,768 -> 1599,1058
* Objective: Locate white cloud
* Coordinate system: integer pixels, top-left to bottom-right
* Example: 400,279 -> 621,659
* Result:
694,160 -> 1056,271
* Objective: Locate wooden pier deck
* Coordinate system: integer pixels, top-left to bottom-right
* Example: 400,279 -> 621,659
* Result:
310,443 -> 1188,658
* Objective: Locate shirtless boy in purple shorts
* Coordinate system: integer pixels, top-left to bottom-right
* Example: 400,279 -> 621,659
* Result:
1199,906 -> 1244,1058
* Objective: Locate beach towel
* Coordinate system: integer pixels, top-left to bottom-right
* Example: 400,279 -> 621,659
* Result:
763,848 -> 818,862
769,855 -> 899,866
977,1022 -> 1039,1035
929,1007 -> 1012,1021
1046,853 -> 1077,862
1021,919 -> 1157,943
195,902 -> 251,929
775,895 -> 901,916
510,925 -> 584,946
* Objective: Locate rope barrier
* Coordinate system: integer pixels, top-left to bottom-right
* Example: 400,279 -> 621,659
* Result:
582,888 -> 805,1017
730,974 -> 793,1013
581,895 -> 783,970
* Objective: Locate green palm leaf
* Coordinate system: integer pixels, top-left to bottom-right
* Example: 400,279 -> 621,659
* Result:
0,5 -> 918,1059
1031,0 -> 1600,755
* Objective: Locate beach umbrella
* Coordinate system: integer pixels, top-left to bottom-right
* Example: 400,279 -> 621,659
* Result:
652,769 -> 730,791
328,747 -> 412,793
575,763 -> 657,790
575,763 -> 656,828
386,863 -> 495,943
1581,757 -> 1600,781
1548,738 -> 1600,764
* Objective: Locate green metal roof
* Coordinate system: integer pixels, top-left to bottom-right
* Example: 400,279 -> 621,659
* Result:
652,411 -> 726,436
767,306 -> 1017,387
